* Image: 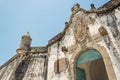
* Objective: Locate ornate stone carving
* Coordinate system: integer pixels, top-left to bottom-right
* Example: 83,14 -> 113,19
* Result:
74,17 -> 88,43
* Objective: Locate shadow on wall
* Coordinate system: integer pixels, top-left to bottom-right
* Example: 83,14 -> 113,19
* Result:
13,56 -> 31,80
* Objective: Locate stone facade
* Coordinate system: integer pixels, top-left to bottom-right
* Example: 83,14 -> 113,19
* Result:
0,0 -> 120,80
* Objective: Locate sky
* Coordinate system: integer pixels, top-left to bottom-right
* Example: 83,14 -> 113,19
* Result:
0,0 -> 109,66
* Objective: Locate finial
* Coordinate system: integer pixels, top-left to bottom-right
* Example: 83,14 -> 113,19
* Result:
65,22 -> 68,24
23,32 -> 31,37
71,3 -> 80,14
75,3 -> 80,8
65,22 -> 68,26
27,32 -> 29,34
90,3 -> 96,11
90,3 -> 96,12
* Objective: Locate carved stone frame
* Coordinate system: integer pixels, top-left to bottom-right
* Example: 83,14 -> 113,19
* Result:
69,43 -> 117,80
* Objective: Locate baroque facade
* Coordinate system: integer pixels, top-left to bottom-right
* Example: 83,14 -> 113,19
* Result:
0,0 -> 120,80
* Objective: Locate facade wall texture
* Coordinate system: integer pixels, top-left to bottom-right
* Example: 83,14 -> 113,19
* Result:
0,1 -> 120,80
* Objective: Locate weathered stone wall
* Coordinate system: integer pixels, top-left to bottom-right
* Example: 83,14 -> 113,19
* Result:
97,7 -> 120,80
47,4 -> 120,80
0,1 -> 120,80
22,53 -> 47,80
0,52 -> 47,80
0,55 -> 23,80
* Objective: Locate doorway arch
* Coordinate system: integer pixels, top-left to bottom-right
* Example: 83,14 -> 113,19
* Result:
70,44 -> 116,80
76,49 -> 108,80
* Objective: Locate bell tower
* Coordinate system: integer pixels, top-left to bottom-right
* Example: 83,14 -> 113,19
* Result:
16,32 -> 32,55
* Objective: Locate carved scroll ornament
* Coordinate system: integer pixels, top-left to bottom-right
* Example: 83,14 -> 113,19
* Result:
74,17 -> 88,43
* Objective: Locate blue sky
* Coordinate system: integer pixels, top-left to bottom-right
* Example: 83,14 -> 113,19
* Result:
0,0 -> 108,66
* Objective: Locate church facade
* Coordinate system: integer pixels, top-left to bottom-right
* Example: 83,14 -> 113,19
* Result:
0,0 -> 120,80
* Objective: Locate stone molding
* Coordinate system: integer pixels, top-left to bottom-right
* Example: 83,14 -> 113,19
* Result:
69,43 -> 117,80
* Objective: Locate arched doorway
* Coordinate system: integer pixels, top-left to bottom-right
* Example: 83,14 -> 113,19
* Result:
76,49 -> 109,80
